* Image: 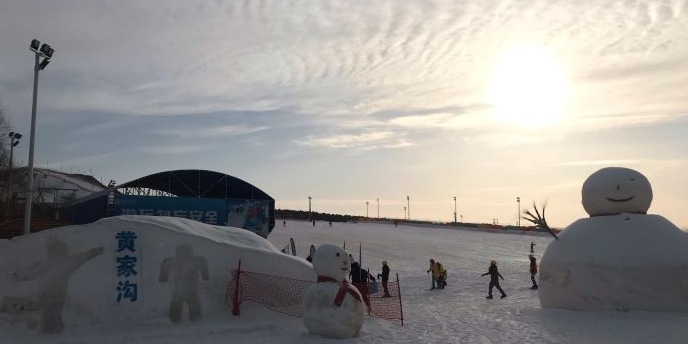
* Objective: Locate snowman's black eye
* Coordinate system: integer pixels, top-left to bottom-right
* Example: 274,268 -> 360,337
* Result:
630,178 -> 636,181
336,253 -> 340,257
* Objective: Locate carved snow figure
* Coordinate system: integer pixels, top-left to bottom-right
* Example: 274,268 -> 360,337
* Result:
301,244 -> 364,339
10,238 -> 103,333
159,244 -> 209,323
540,167 -> 688,311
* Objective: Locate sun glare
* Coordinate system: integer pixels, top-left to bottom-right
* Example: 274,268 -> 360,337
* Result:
488,45 -> 568,126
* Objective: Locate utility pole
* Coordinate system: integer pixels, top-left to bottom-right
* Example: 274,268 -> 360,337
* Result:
517,196 -> 521,227
406,195 -> 410,220
376,198 -> 379,219
24,39 -> 55,235
453,196 -> 457,223
308,196 -> 312,221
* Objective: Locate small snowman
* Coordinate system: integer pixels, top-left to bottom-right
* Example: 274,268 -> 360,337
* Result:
540,167 -> 688,311
301,244 -> 364,338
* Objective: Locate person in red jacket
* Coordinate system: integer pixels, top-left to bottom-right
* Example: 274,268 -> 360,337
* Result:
529,254 -> 538,290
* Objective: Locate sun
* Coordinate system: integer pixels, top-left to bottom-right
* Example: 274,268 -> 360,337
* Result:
488,45 -> 568,126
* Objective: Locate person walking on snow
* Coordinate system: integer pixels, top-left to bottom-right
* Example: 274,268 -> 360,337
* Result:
481,260 -> 507,299
529,254 -> 538,290
427,259 -> 440,289
530,242 -> 536,253
436,261 -> 448,289
377,261 -> 391,297
349,262 -> 375,312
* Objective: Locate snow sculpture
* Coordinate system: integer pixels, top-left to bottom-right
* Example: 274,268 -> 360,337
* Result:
8,238 -> 103,333
159,244 -> 209,323
540,167 -> 688,311
301,244 -> 364,338
582,167 -> 653,216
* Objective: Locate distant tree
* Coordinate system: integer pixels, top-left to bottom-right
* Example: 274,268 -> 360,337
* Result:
0,101 -> 11,171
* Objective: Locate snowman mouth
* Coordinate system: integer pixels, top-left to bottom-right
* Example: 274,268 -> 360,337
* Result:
341,267 -> 349,271
606,196 -> 634,202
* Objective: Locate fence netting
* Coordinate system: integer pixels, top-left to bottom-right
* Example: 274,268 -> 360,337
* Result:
228,269 -> 403,325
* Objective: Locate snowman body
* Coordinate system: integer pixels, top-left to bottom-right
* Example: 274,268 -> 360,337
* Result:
540,167 -> 688,311
301,244 -> 364,338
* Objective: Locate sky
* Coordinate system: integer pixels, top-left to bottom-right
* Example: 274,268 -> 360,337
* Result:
0,0 -> 687,228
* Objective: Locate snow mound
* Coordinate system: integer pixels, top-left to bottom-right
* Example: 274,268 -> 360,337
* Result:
539,214 -> 688,311
0,216 -> 314,332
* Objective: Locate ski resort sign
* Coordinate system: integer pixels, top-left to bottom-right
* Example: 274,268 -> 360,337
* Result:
114,195 -> 227,225
113,195 -> 270,236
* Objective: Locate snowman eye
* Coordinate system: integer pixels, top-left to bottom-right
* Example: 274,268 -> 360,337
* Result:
336,253 -> 340,257
630,178 -> 636,181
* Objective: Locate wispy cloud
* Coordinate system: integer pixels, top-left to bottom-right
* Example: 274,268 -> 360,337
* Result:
154,125 -> 268,139
550,159 -> 685,167
295,131 -> 397,149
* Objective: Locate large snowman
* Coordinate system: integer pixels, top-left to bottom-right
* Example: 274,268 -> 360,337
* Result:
539,167 -> 688,311
301,244 -> 364,338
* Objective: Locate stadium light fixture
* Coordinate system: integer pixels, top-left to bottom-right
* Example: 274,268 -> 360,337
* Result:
30,39 -> 40,52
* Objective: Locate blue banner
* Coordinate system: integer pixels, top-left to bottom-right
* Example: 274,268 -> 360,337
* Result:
113,195 -> 228,225
226,199 -> 271,236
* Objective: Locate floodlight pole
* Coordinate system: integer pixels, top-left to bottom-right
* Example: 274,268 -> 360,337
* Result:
453,196 -> 457,223
406,195 -> 410,220
517,196 -> 521,227
376,198 -> 379,219
308,196 -> 312,221
23,51 -> 41,235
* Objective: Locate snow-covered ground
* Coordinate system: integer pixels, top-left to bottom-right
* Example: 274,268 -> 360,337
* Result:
4,219 -> 688,344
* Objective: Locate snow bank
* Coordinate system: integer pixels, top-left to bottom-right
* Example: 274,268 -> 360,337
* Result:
0,216 -> 314,332
539,214 -> 688,311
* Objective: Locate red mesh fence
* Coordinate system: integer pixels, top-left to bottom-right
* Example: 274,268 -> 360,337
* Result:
227,267 -> 404,325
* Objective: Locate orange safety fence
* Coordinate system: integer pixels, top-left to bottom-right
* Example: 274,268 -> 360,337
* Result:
227,261 -> 404,325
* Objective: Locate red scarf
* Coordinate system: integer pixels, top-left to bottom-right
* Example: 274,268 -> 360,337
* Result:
316,276 -> 363,306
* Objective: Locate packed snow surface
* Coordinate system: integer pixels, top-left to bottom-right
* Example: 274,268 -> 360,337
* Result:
2,219 -> 687,344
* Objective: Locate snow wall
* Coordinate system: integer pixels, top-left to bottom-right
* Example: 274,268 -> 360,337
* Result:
0,216 -> 315,331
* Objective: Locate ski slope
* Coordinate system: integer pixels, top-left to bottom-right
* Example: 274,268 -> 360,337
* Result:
5,220 -> 687,344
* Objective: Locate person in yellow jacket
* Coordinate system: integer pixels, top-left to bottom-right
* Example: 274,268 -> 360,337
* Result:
427,259 -> 440,289
436,261 -> 448,289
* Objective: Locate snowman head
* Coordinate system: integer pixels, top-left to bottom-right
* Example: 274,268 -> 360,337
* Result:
312,244 -> 350,281
582,167 -> 653,216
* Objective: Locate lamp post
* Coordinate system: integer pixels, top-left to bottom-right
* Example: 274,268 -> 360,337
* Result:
366,201 -> 369,218
453,196 -> 457,223
308,196 -> 312,221
376,198 -> 379,219
406,195 -> 410,220
6,132 -> 21,219
23,39 -> 54,235
517,196 -> 521,227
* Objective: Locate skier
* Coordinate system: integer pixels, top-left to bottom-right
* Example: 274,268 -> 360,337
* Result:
529,254 -> 538,289
329,221 -> 332,227
377,261 -> 391,297
530,242 -> 536,253
283,220 -> 286,227
394,220 -> 398,228
436,261 -> 448,289
481,260 -> 507,299
427,259 -> 440,289
312,220 -> 316,227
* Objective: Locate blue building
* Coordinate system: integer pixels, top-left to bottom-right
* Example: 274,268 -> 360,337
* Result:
62,170 -> 275,237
